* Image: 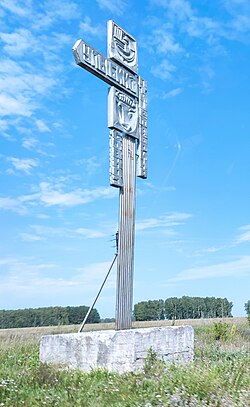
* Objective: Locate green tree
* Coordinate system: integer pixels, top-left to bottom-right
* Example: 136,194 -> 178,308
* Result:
165,297 -> 179,320
133,300 -> 165,321
245,300 -> 250,323
0,305 -> 100,329
134,301 -> 148,321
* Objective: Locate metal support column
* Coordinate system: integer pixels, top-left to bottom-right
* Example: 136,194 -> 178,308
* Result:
115,135 -> 136,330
73,21 -> 147,332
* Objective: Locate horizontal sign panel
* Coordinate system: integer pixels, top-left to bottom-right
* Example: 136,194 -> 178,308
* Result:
73,39 -> 138,98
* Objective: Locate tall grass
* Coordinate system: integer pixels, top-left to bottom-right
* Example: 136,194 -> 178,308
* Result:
0,319 -> 249,406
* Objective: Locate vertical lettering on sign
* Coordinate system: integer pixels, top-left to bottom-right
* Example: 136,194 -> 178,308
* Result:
110,129 -> 123,188
137,77 -> 148,179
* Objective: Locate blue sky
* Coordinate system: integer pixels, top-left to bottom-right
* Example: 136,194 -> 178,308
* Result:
0,0 -> 250,318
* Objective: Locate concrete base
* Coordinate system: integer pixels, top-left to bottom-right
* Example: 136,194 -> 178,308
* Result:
40,326 -> 194,374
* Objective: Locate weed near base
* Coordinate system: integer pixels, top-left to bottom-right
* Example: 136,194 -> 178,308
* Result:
0,321 -> 249,406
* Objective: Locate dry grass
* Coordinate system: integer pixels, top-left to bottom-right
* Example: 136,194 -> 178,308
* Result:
0,317 -> 247,345
131,317 -> 247,329
0,318 -> 249,406
0,324 -> 78,346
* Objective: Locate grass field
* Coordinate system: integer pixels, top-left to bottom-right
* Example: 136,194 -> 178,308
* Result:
0,318 -> 249,406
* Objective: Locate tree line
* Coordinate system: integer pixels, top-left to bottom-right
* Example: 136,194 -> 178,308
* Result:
1,297 -> 246,329
245,300 -> 250,324
0,305 -> 100,329
133,296 -> 233,321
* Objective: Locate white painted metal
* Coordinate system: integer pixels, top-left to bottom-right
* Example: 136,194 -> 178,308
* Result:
72,39 -> 138,98
108,86 -> 138,138
116,135 -> 136,330
72,21 -> 148,331
109,129 -> 123,188
137,76 -> 148,179
107,20 -> 138,74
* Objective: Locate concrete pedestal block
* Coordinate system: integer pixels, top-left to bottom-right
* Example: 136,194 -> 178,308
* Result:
40,326 -> 194,374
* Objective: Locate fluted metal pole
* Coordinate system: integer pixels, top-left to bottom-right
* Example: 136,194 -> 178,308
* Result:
115,134 -> 136,330
73,21 -> 147,332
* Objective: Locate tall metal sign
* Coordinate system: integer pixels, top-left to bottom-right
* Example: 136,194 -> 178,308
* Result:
73,21 -> 148,330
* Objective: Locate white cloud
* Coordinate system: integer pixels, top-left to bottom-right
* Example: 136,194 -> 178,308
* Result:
152,0 -> 250,50
20,225 -> 66,241
19,224 -> 108,242
167,0 -> 193,20
146,1 -> 230,91
151,30 -> 183,55
0,57 -> 57,118
0,119 -> 8,131
0,58 -> 23,75
0,257 -> 58,273
79,17 -> 104,37
163,88 -> 182,98
77,156 -> 101,175
0,197 -> 26,214
21,134 -> 53,156
151,59 -> 176,80
1,132 -> 16,141
0,182 -> 116,213
7,157 -> 39,174
186,16 -> 222,38
0,28 -> 36,56
39,182 -> 116,207
151,0 -> 193,20
20,233 -> 44,242
136,212 -> 192,232
143,182 -> 176,192
168,256 -> 250,282
75,261 -> 116,287
0,93 -> 33,117
152,0 -> 224,41
97,0 -> 127,16
0,257 -> 116,309
22,137 -> 39,150
231,15 -> 250,33
76,228 -> 106,239
45,0 -> 78,21
236,225 -> 250,243
0,16 -> 69,122
223,0 -> 250,18
0,0 -> 78,30
36,119 -> 51,133
0,257 -> 19,267
0,0 -> 32,17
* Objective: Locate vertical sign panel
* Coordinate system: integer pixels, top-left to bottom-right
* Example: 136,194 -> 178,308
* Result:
110,130 -> 123,188
137,77 -> 148,179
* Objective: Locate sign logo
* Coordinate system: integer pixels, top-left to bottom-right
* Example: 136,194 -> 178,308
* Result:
108,87 -> 138,138
108,21 -> 138,74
